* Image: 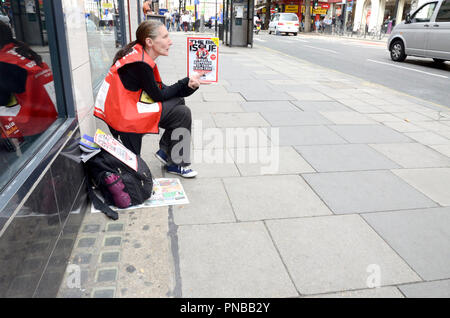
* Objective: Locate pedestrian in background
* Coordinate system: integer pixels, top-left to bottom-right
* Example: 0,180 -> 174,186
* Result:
164,10 -> 171,31
94,20 -> 209,177
182,11 -> 189,32
189,12 -> 194,31
175,10 -> 181,31
142,0 -> 151,20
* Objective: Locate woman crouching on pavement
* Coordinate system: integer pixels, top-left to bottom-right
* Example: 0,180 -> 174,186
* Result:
94,20 -> 208,178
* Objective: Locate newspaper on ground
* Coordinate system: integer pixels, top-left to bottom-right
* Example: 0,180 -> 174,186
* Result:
187,37 -> 219,83
91,178 -> 189,213
94,128 -> 138,171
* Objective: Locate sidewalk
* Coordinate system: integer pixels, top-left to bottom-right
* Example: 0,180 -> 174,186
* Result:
59,31 -> 450,298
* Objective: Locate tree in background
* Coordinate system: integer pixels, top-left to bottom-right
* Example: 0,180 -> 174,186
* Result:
264,0 -> 271,30
304,0 -> 311,32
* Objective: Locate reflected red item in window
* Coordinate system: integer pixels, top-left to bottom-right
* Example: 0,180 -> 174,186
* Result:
0,43 -> 58,138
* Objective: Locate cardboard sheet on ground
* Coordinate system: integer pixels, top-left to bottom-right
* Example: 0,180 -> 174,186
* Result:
187,37 -> 219,82
91,178 -> 189,213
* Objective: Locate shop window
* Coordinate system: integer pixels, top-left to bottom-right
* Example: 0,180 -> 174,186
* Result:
0,1 -> 65,192
436,0 -> 450,22
84,0 -> 124,93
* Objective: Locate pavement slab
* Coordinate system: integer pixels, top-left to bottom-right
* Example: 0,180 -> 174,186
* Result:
302,170 -> 438,214
295,144 -> 401,172
261,111 -> 333,126
362,207 -> 450,281
369,143 -> 450,168
320,111 -> 377,125
329,125 -> 413,144
292,101 -> 351,112
365,114 -> 404,123
188,101 -> 244,113
178,222 -> 298,298
382,121 -> 425,133
241,101 -> 300,113
230,146 -> 315,176
305,287 -> 404,298
212,112 -> 270,128
172,178 -> 236,225
223,175 -> 331,221
391,168 -> 450,206
404,131 -> 450,145
191,149 -> 240,178
266,215 -> 421,295
287,91 -> 334,101
192,127 -> 273,149
240,90 -> 296,101
398,280 -> 450,298
429,145 -> 450,157
270,125 -> 348,146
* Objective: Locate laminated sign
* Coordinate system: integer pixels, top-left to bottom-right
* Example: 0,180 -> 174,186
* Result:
94,129 -> 138,171
187,37 -> 219,83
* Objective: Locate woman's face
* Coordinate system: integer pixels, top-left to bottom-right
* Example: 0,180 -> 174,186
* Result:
147,25 -> 172,58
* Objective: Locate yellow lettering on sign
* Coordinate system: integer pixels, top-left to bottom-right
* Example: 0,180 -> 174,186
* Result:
285,5 -> 298,13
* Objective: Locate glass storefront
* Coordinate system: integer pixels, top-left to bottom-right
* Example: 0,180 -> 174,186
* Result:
0,0 -> 65,192
84,0 -> 124,92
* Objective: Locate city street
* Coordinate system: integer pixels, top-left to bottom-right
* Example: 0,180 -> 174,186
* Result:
58,31 -> 450,298
253,32 -> 450,108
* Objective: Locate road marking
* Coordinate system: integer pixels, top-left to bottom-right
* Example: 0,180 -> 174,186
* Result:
253,38 -> 267,42
367,59 -> 449,79
304,45 -> 338,54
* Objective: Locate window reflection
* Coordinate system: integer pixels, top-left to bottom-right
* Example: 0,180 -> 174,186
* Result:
85,0 -> 121,92
0,6 -> 60,191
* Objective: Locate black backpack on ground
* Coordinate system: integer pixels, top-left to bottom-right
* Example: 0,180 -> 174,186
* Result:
84,150 -> 153,220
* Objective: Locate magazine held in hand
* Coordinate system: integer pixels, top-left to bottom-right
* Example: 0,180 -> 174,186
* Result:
187,37 -> 219,83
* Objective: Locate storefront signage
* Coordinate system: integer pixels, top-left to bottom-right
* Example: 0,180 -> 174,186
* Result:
285,5 -> 298,13
102,3 -> 114,9
321,4 -> 330,9
302,6 -> 328,15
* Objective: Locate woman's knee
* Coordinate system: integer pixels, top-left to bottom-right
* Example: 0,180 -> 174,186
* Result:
174,105 -> 191,122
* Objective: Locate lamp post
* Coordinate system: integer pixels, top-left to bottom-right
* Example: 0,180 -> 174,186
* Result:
215,0 -> 217,36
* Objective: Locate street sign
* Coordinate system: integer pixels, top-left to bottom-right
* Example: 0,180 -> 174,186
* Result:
285,5 -> 298,13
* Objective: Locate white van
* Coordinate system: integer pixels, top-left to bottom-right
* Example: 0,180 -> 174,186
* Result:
388,0 -> 450,63
268,13 -> 300,36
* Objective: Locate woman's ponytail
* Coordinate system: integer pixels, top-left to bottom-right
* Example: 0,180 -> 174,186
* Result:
111,20 -> 163,65
112,39 -> 138,65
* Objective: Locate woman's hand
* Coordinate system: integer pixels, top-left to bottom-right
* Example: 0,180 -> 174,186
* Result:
188,71 -> 211,89
188,72 -> 201,89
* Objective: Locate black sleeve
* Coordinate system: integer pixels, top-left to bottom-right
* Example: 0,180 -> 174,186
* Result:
0,62 -> 27,105
118,62 -> 198,102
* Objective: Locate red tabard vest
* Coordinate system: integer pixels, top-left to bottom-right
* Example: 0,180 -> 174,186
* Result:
93,44 -> 163,134
0,43 -> 58,138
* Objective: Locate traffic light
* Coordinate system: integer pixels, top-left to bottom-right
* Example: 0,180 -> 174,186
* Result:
313,0 -> 319,10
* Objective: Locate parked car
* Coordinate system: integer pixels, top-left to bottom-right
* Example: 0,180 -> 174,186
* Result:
268,13 -> 299,36
388,0 -> 450,63
0,7 -> 11,27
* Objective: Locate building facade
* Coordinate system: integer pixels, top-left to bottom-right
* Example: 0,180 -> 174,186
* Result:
255,0 -> 427,31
